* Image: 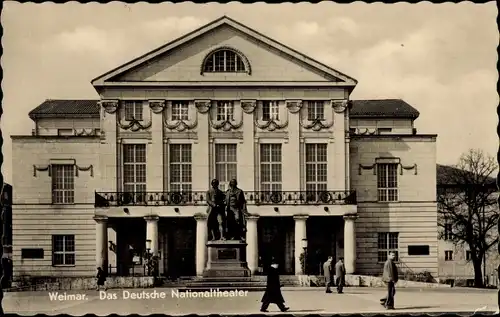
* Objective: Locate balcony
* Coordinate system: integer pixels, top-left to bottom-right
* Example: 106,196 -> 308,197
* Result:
95,190 -> 357,208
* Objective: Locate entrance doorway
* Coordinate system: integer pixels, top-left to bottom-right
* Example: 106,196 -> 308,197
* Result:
258,217 -> 294,274
306,216 -> 338,275
167,218 -> 196,277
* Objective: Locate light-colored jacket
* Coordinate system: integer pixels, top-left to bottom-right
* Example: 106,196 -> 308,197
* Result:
382,259 -> 399,283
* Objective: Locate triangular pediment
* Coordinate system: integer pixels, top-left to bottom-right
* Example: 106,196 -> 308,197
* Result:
92,16 -> 357,87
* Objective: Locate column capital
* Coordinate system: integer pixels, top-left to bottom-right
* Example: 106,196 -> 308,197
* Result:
194,213 -> 208,221
293,214 -> 309,220
246,214 -> 260,220
144,215 -> 159,222
93,215 -> 108,223
343,213 -> 358,221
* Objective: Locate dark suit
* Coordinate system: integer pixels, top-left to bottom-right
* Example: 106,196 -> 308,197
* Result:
225,187 -> 247,240
323,260 -> 333,292
261,266 -> 287,311
335,260 -> 346,293
380,259 -> 398,308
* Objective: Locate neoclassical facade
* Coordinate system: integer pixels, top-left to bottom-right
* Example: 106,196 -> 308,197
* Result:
11,16 -> 439,279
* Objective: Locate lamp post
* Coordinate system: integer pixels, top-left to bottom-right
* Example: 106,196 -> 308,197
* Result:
301,238 -> 308,275
145,239 -> 152,276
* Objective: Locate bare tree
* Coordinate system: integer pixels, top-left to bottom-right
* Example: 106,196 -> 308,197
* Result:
437,149 -> 498,288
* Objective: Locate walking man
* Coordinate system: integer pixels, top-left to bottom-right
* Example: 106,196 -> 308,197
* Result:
323,256 -> 333,293
335,257 -> 346,294
96,267 -> 107,291
260,258 -> 289,312
379,252 -> 398,310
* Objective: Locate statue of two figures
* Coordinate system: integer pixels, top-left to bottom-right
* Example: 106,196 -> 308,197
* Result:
206,179 -> 248,241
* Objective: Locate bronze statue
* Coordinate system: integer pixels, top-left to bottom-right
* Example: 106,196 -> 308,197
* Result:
206,179 -> 226,241
225,179 -> 248,241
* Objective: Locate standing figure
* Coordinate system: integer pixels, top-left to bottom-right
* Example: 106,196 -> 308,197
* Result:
334,257 -> 346,294
96,267 -> 107,291
379,252 -> 398,310
323,256 -> 333,293
206,179 -> 226,240
225,179 -> 248,240
260,259 -> 289,312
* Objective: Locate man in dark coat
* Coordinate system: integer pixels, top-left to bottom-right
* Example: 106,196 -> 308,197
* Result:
96,267 -> 107,291
335,257 -> 346,294
260,259 -> 289,312
206,179 -> 226,240
323,256 -> 333,293
379,252 -> 398,309
225,179 -> 248,240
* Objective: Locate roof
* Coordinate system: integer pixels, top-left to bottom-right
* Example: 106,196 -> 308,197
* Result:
27,98 -> 422,120
91,16 -> 357,87
28,100 -> 100,120
350,99 -> 420,119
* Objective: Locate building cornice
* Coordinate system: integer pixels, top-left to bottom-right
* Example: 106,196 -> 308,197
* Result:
11,136 -> 101,143
94,81 -> 355,88
350,134 -> 437,141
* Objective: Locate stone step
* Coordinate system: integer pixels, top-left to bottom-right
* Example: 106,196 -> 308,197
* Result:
176,286 -> 267,292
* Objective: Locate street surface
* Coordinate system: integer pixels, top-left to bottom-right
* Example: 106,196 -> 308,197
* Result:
3,286 -> 498,315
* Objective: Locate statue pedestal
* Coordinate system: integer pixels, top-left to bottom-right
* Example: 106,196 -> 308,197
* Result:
203,240 -> 250,277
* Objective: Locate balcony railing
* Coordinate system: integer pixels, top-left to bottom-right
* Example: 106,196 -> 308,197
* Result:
95,190 -> 357,207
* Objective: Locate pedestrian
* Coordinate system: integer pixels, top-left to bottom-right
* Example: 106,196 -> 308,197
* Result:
335,257 -> 346,294
379,252 -> 398,310
96,267 -> 107,291
496,264 -> 500,314
322,256 -> 333,293
260,258 -> 289,312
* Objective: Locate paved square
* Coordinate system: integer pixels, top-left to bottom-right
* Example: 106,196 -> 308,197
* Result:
4,287 -> 498,315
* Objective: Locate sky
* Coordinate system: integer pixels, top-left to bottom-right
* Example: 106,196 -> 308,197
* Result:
1,2 -> 498,184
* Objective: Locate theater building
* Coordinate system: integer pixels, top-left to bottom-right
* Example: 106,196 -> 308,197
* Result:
11,16 -> 438,280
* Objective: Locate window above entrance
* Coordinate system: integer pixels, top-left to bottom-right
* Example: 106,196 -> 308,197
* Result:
201,47 -> 251,74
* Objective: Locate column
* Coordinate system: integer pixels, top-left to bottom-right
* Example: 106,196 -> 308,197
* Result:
194,213 -> 208,276
246,215 -> 259,274
343,214 -> 358,274
94,216 -> 108,271
145,215 -> 159,256
148,101 -> 165,192
293,215 -> 308,275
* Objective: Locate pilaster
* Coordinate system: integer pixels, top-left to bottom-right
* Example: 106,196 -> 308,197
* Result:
100,100 -> 118,192
333,100 -> 347,191
240,100 -> 256,191
194,101 -> 210,191
285,100 -> 302,191
148,101 -> 165,192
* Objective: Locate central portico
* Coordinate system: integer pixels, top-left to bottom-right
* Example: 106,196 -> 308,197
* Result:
92,15 -> 359,277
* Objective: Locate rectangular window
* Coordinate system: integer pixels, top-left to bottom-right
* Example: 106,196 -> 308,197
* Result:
215,144 -> 237,192
216,101 -> 234,121
407,245 -> 430,256
171,101 -> 189,121
466,250 -> 472,261
305,144 -> 328,201
123,144 -> 147,203
444,223 -> 453,240
377,232 -> 399,262
52,235 -> 75,266
124,101 -> 143,121
169,144 -> 192,192
307,101 -> 325,121
377,163 -> 398,202
57,129 -> 73,136
21,248 -> 44,259
445,250 -> 453,261
260,144 -> 282,192
262,101 -> 279,121
377,128 -> 392,134
52,165 -> 75,204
